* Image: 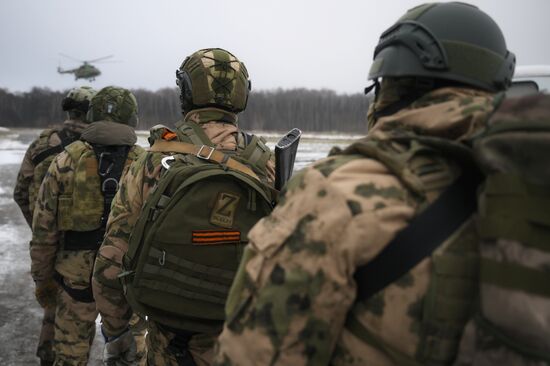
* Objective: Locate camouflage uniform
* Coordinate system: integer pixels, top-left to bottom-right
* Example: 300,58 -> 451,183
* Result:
16,87 -> 96,366
30,118 -> 145,366
13,120 -> 89,364
93,107 -> 275,366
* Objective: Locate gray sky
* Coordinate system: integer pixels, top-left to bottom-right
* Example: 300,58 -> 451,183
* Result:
1,0 -> 549,94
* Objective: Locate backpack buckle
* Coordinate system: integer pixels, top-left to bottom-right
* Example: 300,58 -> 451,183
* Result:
196,145 -> 214,160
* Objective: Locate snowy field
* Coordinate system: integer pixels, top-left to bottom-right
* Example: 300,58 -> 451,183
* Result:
0,128 -> 360,365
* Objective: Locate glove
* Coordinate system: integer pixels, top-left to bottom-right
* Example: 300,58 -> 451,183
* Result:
103,327 -> 137,366
34,280 -> 57,309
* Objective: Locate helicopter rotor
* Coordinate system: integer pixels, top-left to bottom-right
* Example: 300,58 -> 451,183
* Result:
59,53 -> 115,64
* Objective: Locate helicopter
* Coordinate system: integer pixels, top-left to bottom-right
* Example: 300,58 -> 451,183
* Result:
57,54 -> 115,81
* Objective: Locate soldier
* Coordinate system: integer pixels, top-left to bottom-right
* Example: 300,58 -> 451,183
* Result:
14,86 -> 96,227
30,86 -> 146,366
212,3 -> 545,366
13,86 -> 96,366
92,48 -> 275,366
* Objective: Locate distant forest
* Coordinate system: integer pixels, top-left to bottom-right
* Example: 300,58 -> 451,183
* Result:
0,87 -> 370,133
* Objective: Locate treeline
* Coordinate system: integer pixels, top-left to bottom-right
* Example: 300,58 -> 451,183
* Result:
0,87 -> 370,133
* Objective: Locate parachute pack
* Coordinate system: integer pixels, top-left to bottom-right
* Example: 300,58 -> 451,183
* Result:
121,126 -> 275,333
343,93 -> 550,364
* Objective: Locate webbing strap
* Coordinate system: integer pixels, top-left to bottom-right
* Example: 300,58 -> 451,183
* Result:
478,174 -> 550,251
149,140 -> 260,181
345,310 -> 423,366
480,258 -> 550,297
478,218 -> 550,252
31,145 -> 63,166
149,247 -> 236,281
31,129 -> 77,166
355,173 -> 481,300
139,279 -> 225,305
141,264 -> 229,299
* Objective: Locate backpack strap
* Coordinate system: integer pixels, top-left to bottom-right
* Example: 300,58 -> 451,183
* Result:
149,140 -> 260,181
93,145 -> 131,226
354,171 -> 482,300
31,128 -> 78,166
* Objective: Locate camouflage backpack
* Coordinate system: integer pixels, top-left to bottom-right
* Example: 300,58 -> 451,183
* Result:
121,123 -> 275,333
340,93 -> 550,365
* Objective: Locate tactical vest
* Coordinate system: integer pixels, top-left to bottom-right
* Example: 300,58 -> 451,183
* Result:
337,93 -> 550,365
121,122 -> 275,333
29,127 -> 79,216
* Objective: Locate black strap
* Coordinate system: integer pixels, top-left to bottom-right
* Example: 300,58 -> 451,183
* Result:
63,229 -> 105,250
31,129 -> 78,166
91,144 -> 130,227
355,172 -> 482,300
53,271 -> 94,303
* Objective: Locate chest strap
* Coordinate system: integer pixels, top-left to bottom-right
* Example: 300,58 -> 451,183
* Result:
149,140 -> 260,181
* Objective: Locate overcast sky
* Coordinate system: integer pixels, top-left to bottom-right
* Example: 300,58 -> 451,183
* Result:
1,0 -> 549,94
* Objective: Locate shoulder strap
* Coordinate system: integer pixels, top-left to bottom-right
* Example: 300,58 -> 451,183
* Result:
31,128 -> 78,166
355,172 -> 482,300
149,140 -> 260,181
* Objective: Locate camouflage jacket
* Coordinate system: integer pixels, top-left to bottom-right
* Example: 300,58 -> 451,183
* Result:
213,88 -> 496,366
30,121 -> 144,291
93,108 -> 275,337
14,119 -> 89,227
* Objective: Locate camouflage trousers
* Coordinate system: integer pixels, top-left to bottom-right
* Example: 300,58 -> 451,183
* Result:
52,288 -> 147,366
37,305 -> 56,364
53,288 -> 97,366
145,321 -> 217,366
129,313 -> 147,366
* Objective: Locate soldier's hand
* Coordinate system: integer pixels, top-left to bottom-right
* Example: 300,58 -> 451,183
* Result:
34,280 -> 57,309
103,327 -> 137,366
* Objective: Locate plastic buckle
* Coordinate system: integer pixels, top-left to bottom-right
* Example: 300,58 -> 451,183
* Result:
196,145 -> 214,160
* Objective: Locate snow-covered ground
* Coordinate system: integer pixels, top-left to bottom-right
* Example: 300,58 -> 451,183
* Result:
0,128 -> 360,365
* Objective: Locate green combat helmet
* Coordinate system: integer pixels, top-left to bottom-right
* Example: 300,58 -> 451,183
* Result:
368,2 -> 516,92
62,86 -> 97,120
87,86 -> 139,127
175,48 -> 251,114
